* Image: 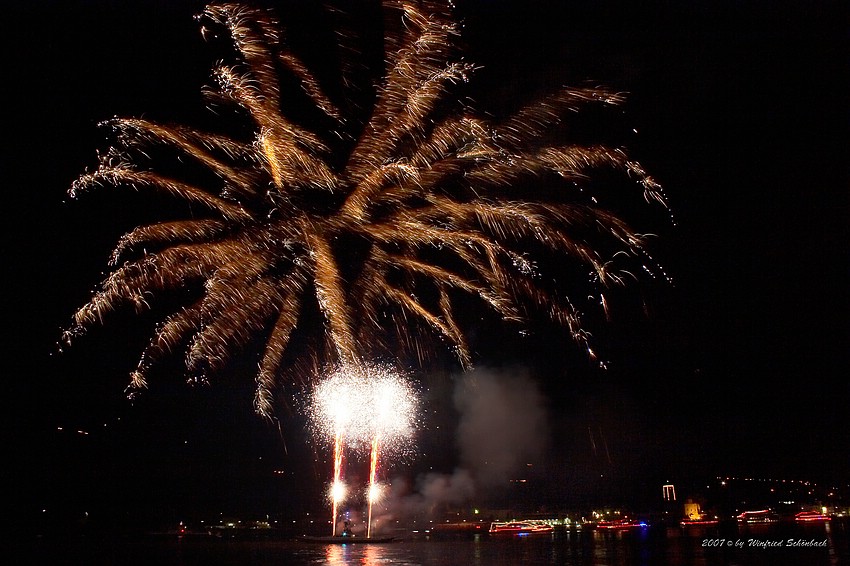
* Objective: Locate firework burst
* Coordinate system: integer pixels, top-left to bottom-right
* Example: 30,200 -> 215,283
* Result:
309,363 -> 419,455
309,362 -> 419,536
64,1 -> 669,417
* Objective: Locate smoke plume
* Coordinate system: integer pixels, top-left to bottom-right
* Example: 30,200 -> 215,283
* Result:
382,366 -> 549,519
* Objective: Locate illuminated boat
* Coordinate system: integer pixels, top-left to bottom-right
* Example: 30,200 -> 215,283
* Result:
488,521 -> 554,535
596,519 -> 648,530
736,510 -> 779,523
680,518 -> 719,527
795,511 -> 831,523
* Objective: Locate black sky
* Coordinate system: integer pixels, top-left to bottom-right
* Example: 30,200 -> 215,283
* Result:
7,0 -> 848,527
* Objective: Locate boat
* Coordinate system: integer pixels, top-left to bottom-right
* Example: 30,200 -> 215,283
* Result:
595,519 -> 648,530
680,518 -> 719,527
300,535 -> 396,544
488,521 -> 554,536
736,510 -> 779,524
795,511 -> 831,523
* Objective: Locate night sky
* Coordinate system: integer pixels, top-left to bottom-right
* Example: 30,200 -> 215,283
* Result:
8,0 -> 848,529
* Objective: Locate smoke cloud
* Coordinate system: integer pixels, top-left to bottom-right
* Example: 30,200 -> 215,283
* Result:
382,366 -> 550,519
453,367 -> 549,487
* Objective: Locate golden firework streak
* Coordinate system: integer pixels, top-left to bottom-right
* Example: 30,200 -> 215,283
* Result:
367,435 -> 380,538
65,1 -> 670,418
331,432 -> 344,537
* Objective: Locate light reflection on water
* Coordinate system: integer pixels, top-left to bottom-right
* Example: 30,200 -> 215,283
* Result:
27,520 -> 846,566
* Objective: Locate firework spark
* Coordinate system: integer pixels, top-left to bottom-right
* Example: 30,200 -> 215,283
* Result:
331,432 -> 345,536
64,1 -> 669,417
311,364 -> 371,535
310,363 -> 418,536
365,373 -> 416,536
310,363 -> 419,458
368,435 -> 380,538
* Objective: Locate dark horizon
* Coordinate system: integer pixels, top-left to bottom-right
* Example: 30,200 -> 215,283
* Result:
7,0 -> 848,533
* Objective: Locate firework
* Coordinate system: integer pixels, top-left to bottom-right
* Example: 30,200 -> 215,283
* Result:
65,1 -> 669,417
309,363 -> 418,535
312,365 -> 371,535
367,436 -> 380,538
330,433 -> 345,536
310,363 -> 419,460
363,369 -> 417,535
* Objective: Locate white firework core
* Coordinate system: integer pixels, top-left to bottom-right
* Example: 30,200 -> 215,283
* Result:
310,362 -> 419,454
368,482 -> 383,504
330,480 -> 347,504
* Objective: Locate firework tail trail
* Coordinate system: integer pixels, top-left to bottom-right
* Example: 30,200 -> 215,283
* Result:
332,432 -> 344,536
367,435 -> 380,538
